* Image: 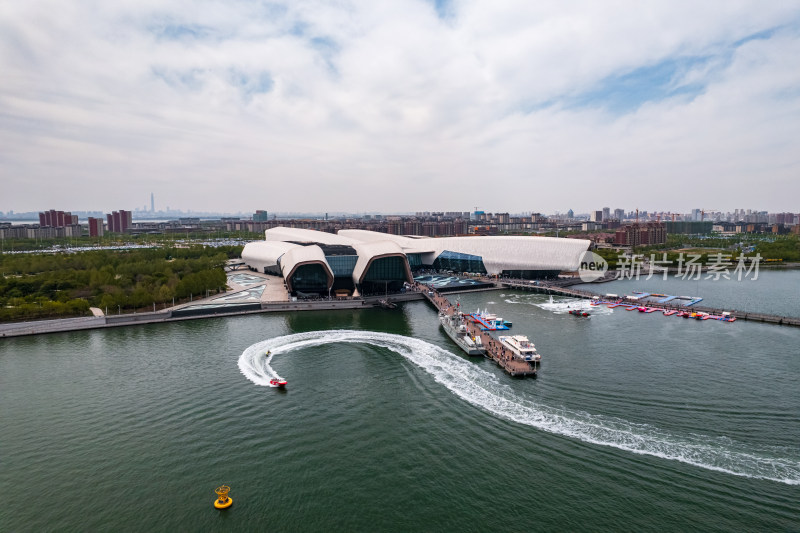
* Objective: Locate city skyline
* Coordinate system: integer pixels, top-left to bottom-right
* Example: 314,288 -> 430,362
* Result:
2,2 -> 799,212
2,204 -> 797,225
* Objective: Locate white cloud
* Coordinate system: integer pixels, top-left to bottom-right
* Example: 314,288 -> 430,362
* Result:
1,0 -> 798,213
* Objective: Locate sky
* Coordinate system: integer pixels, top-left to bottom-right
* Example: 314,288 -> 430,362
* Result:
1,0 -> 799,215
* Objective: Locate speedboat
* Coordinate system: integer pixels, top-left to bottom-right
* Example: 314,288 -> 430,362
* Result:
568,309 -> 590,317
270,377 -> 287,387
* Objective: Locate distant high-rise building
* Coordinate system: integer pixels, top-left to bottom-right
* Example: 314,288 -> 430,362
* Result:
38,209 -> 77,228
614,208 -> 624,220
614,222 -> 666,246
88,217 -> 104,237
567,209 -> 574,219
602,207 -> 610,221
591,210 -> 603,222
253,210 -> 269,222
151,193 -> 155,212
106,209 -> 132,233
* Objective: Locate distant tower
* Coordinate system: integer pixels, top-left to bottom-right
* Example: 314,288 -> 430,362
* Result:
151,193 -> 155,212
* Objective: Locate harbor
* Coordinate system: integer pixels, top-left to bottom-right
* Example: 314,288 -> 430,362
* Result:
499,279 -> 800,327
423,288 -> 537,378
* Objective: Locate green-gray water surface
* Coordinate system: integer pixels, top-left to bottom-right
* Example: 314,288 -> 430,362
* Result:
2,291 -> 799,532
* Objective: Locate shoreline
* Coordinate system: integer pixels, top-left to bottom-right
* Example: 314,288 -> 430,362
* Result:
4,266 -> 800,337
0,292 -> 427,339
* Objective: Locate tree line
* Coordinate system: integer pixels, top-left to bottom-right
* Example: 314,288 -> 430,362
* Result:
0,245 -> 242,322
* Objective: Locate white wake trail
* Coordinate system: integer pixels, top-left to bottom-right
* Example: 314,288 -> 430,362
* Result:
505,294 -> 613,316
239,330 -> 800,485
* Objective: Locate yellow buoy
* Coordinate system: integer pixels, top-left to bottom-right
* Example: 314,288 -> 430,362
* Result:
214,485 -> 233,509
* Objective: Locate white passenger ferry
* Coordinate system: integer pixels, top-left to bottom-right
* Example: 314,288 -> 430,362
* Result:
497,335 -> 541,362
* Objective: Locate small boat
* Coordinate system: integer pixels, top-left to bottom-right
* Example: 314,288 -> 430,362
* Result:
270,377 -> 287,388
568,309 -> 590,317
468,308 -> 509,330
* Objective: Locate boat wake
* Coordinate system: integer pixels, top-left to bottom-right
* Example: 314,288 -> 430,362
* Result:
239,330 -> 799,485
506,294 -> 613,315
239,348 -> 286,387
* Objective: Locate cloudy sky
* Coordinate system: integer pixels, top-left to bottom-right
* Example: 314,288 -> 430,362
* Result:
1,1 -> 799,215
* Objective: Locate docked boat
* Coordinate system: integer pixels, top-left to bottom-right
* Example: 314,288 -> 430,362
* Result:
378,299 -> 397,309
497,335 -> 541,363
468,308 -> 510,330
439,312 -> 485,356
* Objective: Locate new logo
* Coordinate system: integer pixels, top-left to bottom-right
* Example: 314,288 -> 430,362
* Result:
578,251 -> 608,282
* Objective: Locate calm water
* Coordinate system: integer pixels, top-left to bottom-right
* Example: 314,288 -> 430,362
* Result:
2,291 -> 799,531
575,268 -> 800,317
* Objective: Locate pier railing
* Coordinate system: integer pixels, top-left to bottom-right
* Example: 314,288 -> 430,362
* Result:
499,280 -> 800,327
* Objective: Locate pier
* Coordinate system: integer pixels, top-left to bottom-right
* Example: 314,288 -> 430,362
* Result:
422,288 -> 537,378
499,280 -> 800,327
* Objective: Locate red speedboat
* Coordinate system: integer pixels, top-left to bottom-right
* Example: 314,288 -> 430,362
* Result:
270,377 -> 287,388
568,310 -> 590,317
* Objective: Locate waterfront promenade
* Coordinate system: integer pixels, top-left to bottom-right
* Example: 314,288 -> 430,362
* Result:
0,294 -> 427,338
4,270 -> 799,339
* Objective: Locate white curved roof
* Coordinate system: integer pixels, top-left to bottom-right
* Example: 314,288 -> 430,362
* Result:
242,240 -> 299,271
265,227 -> 356,245
280,245 -> 334,289
246,227 -> 589,280
429,236 -> 589,273
340,229 -> 589,273
351,241 -> 411,283
338,229 -> 433,253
